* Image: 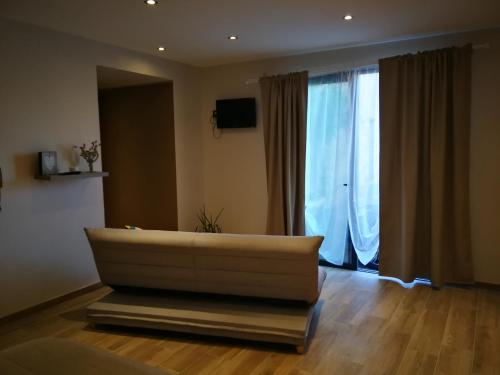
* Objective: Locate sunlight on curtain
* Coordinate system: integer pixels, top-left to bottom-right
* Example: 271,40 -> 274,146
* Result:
306,68 -> 379,265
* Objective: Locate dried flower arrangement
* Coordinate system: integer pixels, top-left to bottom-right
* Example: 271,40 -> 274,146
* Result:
75,141 -> 101,172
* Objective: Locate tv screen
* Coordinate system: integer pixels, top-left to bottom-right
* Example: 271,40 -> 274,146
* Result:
216,98 -> 256,128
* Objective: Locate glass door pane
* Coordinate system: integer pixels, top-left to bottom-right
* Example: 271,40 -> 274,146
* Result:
305,72 -> 352,266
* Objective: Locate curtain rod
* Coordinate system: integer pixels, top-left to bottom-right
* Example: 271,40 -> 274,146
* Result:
244,63 -> 374,85
244,43 -> 490,85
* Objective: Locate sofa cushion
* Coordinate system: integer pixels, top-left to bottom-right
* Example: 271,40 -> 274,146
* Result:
0,338 -> 172,374
85,228 -> 324,303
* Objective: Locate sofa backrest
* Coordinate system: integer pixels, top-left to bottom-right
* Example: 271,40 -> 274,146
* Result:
85,228 -> 323,303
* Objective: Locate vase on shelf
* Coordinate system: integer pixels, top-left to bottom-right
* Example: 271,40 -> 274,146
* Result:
75,141 -> 100,174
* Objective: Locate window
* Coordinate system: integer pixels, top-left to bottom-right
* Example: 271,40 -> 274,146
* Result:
305,67 -> 380,268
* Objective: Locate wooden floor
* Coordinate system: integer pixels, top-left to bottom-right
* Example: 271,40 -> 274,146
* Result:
1,268 -> 499,375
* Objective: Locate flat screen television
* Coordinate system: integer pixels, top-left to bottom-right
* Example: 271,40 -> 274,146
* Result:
216,98 -> 256,128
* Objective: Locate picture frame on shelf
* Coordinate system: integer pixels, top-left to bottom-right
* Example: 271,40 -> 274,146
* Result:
38,151 -> 58,176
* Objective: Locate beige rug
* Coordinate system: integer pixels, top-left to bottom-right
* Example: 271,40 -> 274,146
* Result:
0,337 -> 173,374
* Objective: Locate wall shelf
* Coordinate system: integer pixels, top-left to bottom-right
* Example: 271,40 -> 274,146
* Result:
34,172 -> 109,181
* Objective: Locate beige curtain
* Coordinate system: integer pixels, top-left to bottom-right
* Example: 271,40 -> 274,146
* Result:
260,71 -> 308,235
379,46 -> 474,286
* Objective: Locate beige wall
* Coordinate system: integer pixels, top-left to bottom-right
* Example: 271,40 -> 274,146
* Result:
200,28 -> 500,284
1,17 -> 499,318
0,18 -> 202,317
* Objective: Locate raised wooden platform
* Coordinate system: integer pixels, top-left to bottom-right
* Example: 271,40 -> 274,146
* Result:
86,290 -> 318,353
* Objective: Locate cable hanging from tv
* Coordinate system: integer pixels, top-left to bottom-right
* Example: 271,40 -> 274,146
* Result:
211,110 -> 223,139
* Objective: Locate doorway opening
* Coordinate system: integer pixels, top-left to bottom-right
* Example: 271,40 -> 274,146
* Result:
96,66 -> 178,230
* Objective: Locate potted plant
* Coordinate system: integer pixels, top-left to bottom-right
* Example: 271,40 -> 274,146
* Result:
195,206 -> 223,233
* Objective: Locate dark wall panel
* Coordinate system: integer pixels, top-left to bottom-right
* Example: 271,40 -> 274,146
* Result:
98,82 -> 178,230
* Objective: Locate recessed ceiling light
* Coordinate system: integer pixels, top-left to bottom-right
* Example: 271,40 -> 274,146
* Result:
158,46 -> 166,51
145,0 -> 158,5
228,35 -> 238,41
343,14 -> 353,21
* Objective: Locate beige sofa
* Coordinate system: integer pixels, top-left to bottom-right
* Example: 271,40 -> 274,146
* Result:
0,338 -> 173,375
85,228 -> 326,353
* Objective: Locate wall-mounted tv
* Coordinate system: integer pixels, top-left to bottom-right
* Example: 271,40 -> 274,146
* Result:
216,98 -> 256,128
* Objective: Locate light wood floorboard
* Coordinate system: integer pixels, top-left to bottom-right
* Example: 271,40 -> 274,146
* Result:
1,268 -> 499,375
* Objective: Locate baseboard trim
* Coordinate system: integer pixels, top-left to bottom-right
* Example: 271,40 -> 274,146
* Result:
475,281 -> 500,291
0,282 -> 103,324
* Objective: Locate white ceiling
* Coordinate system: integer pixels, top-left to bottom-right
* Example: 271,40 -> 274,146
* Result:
1,0 -> 500,67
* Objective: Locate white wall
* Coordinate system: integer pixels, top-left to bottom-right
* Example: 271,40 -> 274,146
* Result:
1,18 -> 499,318
200,28 -> 500,284
0,18 -> 203,317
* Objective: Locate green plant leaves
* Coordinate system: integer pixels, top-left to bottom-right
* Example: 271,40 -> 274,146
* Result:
195,206 -> 223,233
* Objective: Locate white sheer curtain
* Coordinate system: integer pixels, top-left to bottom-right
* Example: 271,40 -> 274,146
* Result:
305,71 -> 353,265
349,69 -> 380,265
306,67 -> 379,265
